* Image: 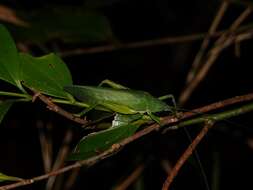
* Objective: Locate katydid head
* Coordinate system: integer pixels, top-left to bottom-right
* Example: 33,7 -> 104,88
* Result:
146,96 -> 172,113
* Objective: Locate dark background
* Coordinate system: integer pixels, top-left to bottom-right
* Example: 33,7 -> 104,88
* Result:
0,0 -> 253,189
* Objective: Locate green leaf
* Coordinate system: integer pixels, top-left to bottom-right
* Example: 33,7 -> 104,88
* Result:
0,24 -> 22,89
69,124 -> 140,160
0,172 -> 22,182
20,53 -> 72,99
9,8 -> 113,44
0,101 -> 13,125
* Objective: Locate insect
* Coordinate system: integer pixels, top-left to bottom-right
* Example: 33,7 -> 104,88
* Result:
65,80 -> 211,189
64,80 -> 176,123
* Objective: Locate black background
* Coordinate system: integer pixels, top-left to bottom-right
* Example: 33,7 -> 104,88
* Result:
0,0 -> 253,189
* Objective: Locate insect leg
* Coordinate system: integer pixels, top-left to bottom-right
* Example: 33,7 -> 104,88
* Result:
98,79 -> 129,89
147,111 -> 161,125
158,94 -> 177,112
75,104 -> 98,117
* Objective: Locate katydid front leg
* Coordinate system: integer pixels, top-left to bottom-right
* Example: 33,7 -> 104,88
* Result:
147,112 -> 161,125
158,94 -> 176,108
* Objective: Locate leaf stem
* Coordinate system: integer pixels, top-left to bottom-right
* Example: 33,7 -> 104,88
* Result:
170,102 -> 253,129
0,91 -> 89,108
0,91 -> 30,98
50,99 -> 89,108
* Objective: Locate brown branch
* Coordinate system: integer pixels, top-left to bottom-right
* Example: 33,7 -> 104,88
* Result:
186,1 -> 229,84
58,24 -> 251,57
37,120 -> 52,173
0,5 -> 29,26
0,162 -> 83,190
215,7 -> 252,46
1,92 -> 253,190
224,0 -> 253,8
162,120 -> 214,190
161,160 -> 173,174
114,164 -> 145,190
59,34 -> 208,57
16,43 -> 30,53
179,7 -> 252,105
31,90 -> 87,125
181,92 -> 253,119
63,168 -> 80,190
46,129 -> 73,190
235,30 -> 253,42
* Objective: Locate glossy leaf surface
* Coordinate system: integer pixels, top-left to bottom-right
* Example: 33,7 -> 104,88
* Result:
0,101 -> 13,125
0,24 -> 22,89
69,124 -> 140,160
20,53 -> 72,98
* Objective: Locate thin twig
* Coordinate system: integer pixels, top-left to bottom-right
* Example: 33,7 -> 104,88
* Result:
58,25 -> 251,57
0,5 -> 29,26
235,30 -> 253,42
161,160 -> 173,174
1,93 -> 253,190
16,43 -> 30,53
63,168 -> 80,190
179,8 -> 252,105
215,7 -> 252,46
224,0 -> 253,8
181,92 -> 253,119
59,34 -> 210,57
31,90 -> 87,125
37,120 -> 52,173
186,1 -> 229,83
46,129 -> 73,190
162,120 -> 214,190
53,175 -> 64,190
114,164 -> 145,190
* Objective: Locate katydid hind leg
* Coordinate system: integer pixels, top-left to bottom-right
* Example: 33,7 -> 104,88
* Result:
98,79 -> 129,89
75,104 -> 98,117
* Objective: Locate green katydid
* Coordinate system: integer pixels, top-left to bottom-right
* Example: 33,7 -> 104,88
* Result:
64,80 -> 211,189
64,79 -> 176,124
65,80 -> 175,160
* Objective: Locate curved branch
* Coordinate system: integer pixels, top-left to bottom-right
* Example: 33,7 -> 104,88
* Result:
31,90 -> 87,125
162,121 -> 214,190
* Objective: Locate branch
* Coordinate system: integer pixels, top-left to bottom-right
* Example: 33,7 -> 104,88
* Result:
224,0 -> 253,8
62,168 -> 80,190
114,164 -> 145,190
58,24 -> 252,57
179,7 -> 252,105
180,92 -> 253,119
31,90 -> 87,125
37,120 -> 52,173
0,5 -> 29,27
1,93 -> 253,190
45,129 -> 73,190
162,121 -> 214,190
186,1 -> 228,83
